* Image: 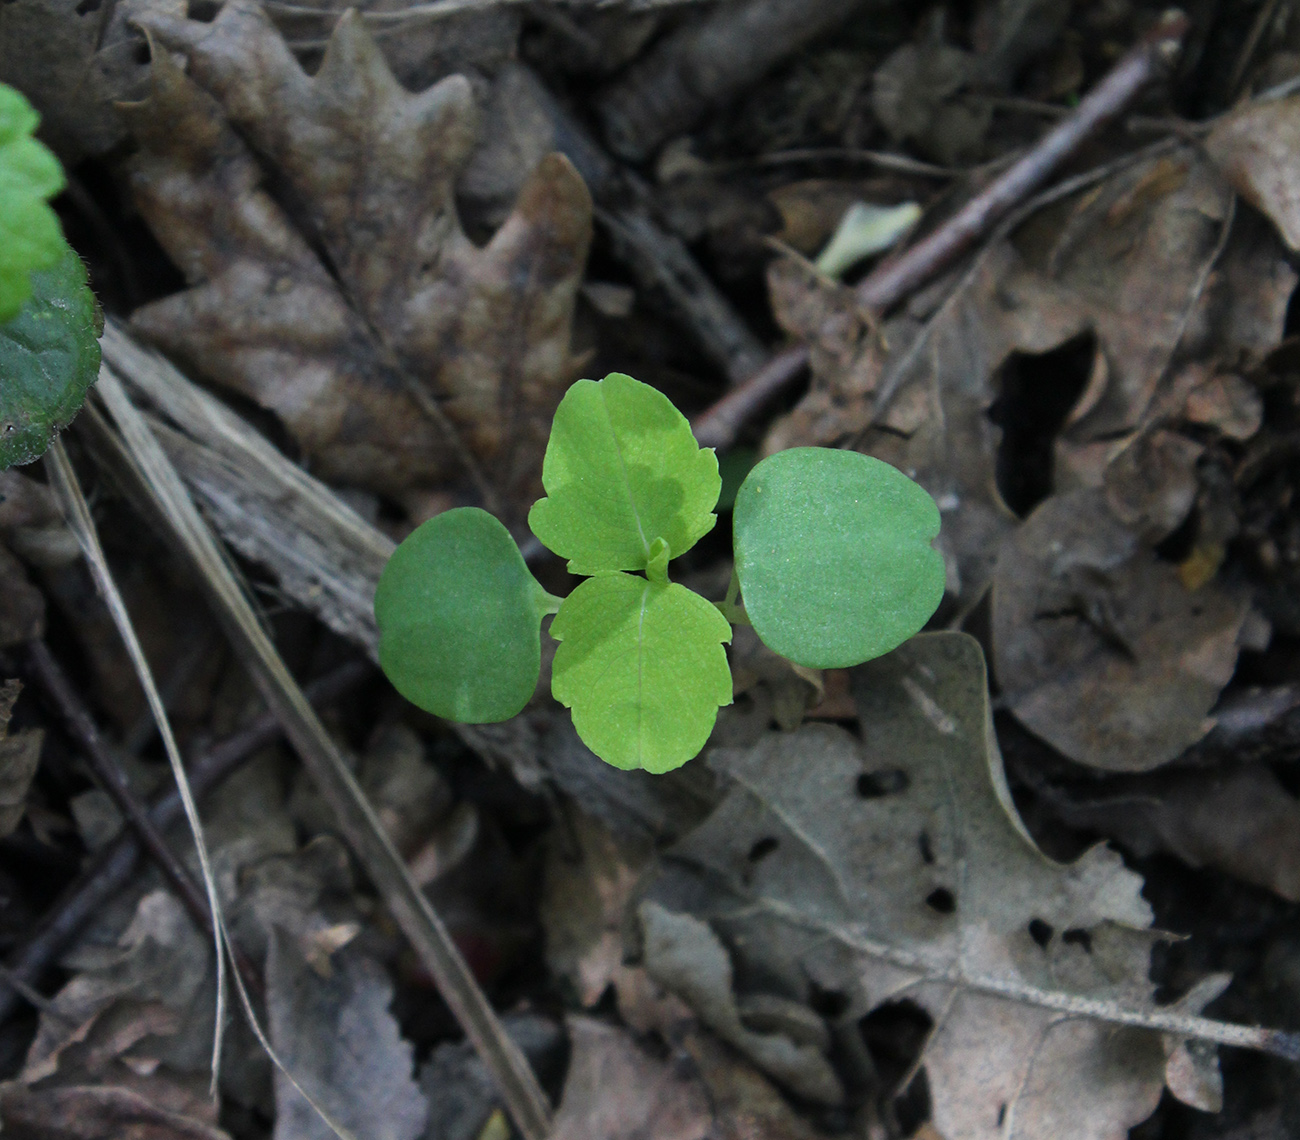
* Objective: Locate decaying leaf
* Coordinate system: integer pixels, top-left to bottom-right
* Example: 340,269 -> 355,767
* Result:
550,1017 -> 824,1140
17,888 -> 224,1118
0,1084 -> 231,1140
992,487 -> 1250,770
551,1016 -> 712,1140
125,0 -> 591,510
267,929 -> 427,1140
1045,764 -> 1300,903
642,632 -> 1219,1140
1207,94 -> 1300,253
0,679 -> 41,839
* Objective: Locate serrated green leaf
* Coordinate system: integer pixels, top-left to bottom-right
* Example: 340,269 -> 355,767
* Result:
733,448 -> 944,669
0,245 -> 101,469
528,373 -> 721,575
375,507 -> 559,723
550,573 -> 732,773
0,84 -> 67,324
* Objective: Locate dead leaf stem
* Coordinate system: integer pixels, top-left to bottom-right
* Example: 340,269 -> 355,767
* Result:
752,897 -> 1300,1061
691,11 -> 1192,450
87,367 -> 555,1140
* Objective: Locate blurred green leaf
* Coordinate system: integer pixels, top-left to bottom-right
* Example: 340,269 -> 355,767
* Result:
0,83 -> 66,324
0,245 -> 101,469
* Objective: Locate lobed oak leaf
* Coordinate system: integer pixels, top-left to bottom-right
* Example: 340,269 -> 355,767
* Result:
643,633 -> 1223,1140
124,0 -> 591,508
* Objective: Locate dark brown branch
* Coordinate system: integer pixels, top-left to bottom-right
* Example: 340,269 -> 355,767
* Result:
690,10 -> 1190,450
0,657 -> 371,1026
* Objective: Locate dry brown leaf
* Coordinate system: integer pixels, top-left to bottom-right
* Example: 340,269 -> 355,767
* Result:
126,0 -> 591,510
552,1016 -> 827,1140
1183,373 -> 1264,440
550,1017 -> 712,1140
992,487 -> 1250,770
267,927 -> 427,1140
1207,95 -> 1300,252
643,633 -> 1219,1140
768,241 -> 1088,602
539,807 -> 692,1036
1046,764 -> 1300,902
0,1083 -> 231,1140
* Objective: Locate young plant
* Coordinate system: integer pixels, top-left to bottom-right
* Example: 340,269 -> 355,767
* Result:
375,373 -> 944,772
0,83 -> 102,470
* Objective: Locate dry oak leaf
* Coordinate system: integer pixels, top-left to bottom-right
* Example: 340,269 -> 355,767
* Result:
644,633 -> 1219,1140
125,0 -> 591,506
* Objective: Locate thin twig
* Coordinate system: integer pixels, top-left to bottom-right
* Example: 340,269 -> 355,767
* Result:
0,658 -> 370,1027
45,438 -> 230,1089
864,136 -> 1185,429
690,11 -> 1191,450
89,367 -> 554,1140
854,11 -> 1187,312
756,898 -> 1300,1061
23,639 -> 261,996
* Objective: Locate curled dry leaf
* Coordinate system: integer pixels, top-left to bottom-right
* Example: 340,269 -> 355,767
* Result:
992,487 -> 1250,771
644,633 -> 1219,1140
125,0 -> 591,510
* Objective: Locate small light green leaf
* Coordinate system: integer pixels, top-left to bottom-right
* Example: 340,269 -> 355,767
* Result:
528,373 -> 721,574
551,573 -> 733,773
0,83 -> 67,324
0,245 -> 101,469
733,448 -> 944,669
375,508 -> 558,724
814,201 -> 921,280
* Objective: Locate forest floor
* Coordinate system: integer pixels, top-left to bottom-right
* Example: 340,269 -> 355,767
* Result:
5,1 -> 1300,1138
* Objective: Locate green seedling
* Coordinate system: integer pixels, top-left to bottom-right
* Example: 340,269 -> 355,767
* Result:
0,82 -> 102,469
375,373 -> 944,772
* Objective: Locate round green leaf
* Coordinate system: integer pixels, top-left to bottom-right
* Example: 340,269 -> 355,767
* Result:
0,83 -> 67,324
375,508 -> 557,723
0,244 -> 101,469
550,573 -> 733,773
528,373 -> 721,575
733,448 -> 944,669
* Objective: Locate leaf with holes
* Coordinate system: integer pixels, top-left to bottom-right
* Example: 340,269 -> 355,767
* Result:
0,245 -> 101,469
733,447 -> 943,668
550,572 -> 732,773
375,508 -> 559,723
528,373 -> 721,575
641,632 -> 1228,1139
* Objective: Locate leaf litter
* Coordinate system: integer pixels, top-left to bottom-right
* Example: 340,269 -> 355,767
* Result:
12,4 -> 1300,1140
